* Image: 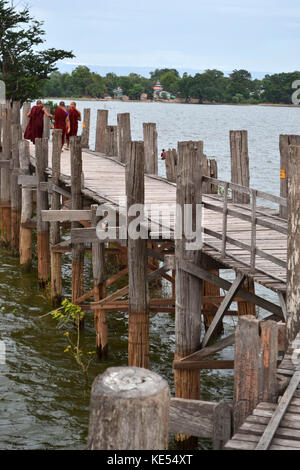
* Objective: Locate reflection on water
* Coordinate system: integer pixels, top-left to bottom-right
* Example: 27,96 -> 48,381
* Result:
1,102 -> 293,449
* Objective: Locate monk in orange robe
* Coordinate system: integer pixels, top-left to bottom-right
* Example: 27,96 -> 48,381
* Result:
66,102 -> 81,150
54,101 -> 70,148
24,100 -> 52,144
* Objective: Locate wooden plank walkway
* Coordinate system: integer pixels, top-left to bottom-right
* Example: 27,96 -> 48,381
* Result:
225,333 -> 300,450
29,142 -> 287,294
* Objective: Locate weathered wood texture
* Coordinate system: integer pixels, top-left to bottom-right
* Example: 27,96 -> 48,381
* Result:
117,113 -> 131,163
105,125 -> 118,156
81,108 -> 91,149
126,141 -> 149,368
165,148 -> 177,182
230,130 -> 250,204
170,398 -> 231,449
36,138 -> 50,285
21,103 -> 31,135
143,123 -> 158,174
279,135 -> 300,219
234,316 -> 278,432
70,136 -> 85,304
50,130 -> 62,305
174,141 -> 203,448
1,105 -> 12,245
91,204 -> 107,359
43,105 -> 51,139
87,367 -> 170,450
286,145 -> 300,343
19,140 -> 32,270
95,109 -> 108,153
10,123 -> 22,253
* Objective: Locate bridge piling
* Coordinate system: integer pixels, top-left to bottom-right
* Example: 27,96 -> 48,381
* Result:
81,108 -> 91,149
143,122 -> 158,175
95,109 -> 108,153
19,140 -> 32,271
117,113 -> 131,163
1,105 -> 12,246
10,123 -> 22,254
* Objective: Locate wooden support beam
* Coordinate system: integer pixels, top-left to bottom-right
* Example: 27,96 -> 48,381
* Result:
117,113 -> 131,163
71,136 -> 85,307
230,130 -> 250,204
43,105 -> 51,139
126,141 -> 149,368
279,135 -> 300,219
50,130 -> 62,306
81,108 -> 91,149
174,141 -> 203,449
36,138 -> 50,286
105,125 -> 118,156
91,204 -> 108,359
19,140 -> 32,271
0,160 -> 12,169
165,148 -> 177,183
287,145 -> 300,343
179,260 -> 283,318
18,175 -> 37,187
233,316 -> 279,432
10,123 -> 22,254
202,272 -> 245,348
143,123 -> 158,174
1,105 -> 12,246
173,360 -> 234,370
95,109 -> 108,153
42,209 -> 92,222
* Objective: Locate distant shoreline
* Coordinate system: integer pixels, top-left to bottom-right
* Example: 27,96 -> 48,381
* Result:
43,97 -> 300,108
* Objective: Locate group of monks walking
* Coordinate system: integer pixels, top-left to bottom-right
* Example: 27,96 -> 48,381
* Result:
24,100 -> 82,151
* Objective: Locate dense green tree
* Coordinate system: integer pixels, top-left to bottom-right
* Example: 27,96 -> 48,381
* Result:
262,72 -> 300,104
150,68 -> 180,82
225,69 -> 252,100
160,71 -> 180,94
0,0 -> 73,103
179,73 -> 194,101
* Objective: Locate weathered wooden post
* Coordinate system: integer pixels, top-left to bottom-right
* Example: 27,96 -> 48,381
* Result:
286,145 -> 300,343
43,105 -> 51,139
91,204 -> 107,358
87,367 -> 170,450
117,113 -> 131,163
50,130 -> 63,306
230,130 -> 250,204
11,101 -> 20,125
81,108 -> 91,149
36,138 -> 50,286
19,140 -> 32,271
21,102 -> 31,135
279,135 -> 300,219
165,148 -> 177,182
126,141 -> 150,368
1,105 -> 12,246
10,123 -> 22,254
70,136 -> 85,305
95,109 -> 108,153
104,125 -> 118,156
230,130 -> 255,316
174,141 -> 203,448
234,316 -> 278,432
143,123 -> 158,174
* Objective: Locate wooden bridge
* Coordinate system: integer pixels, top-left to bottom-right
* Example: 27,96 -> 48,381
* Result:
2,103 -> 300,450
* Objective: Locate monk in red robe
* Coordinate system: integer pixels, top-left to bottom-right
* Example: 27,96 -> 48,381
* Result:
24,100 -> 52,144
66,102 -> 81,150
54,101 -> 70,149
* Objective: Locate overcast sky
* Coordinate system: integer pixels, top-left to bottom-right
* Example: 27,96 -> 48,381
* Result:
24,0 -> 300,73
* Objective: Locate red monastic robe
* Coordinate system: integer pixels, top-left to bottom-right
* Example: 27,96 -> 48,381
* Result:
24,105 -> 44,144
54,107 -> 68,145
68,108 -> 80,137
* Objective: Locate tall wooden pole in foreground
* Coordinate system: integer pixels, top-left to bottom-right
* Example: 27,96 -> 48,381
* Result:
91,204 -> 107,358
88,367 -> 170,450
286,145 -> 300,343
95,110 -> 108,153
36,138 -> 50,286
70,136 -> 85,305
117,113 -> 131,163
174,141 -> 203,449
81,108 -> 91,149
126,141 -> 149,369
279,135 -> 300,219
143,123 -> 158,175
50,130 -> 63,305
19,140 -> 32,271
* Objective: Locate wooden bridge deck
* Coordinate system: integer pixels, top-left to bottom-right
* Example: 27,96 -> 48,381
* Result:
29,142 -> 287,294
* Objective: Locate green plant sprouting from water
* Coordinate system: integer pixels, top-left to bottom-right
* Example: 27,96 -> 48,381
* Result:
49,299 -> 95,385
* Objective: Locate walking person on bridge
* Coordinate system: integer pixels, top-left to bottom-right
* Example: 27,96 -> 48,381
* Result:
54,101 -> 70,150
24,100 -> 53,144
65,102 -> 81,150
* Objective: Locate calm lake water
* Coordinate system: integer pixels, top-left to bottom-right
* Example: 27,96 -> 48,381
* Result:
0,102 -> 298,449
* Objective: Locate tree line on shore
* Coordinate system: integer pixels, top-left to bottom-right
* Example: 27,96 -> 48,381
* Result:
41,66 -> 300,104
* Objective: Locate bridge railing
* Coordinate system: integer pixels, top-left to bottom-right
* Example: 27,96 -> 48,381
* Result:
201,175 -> 287,282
